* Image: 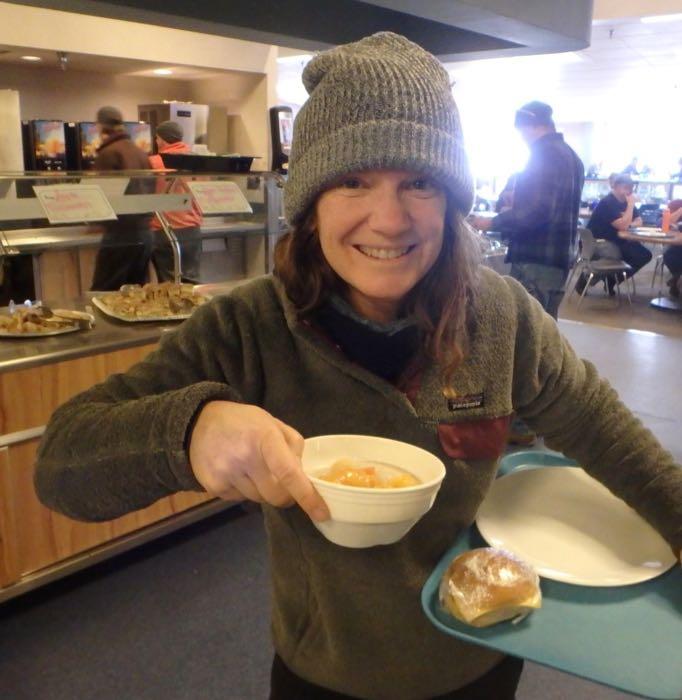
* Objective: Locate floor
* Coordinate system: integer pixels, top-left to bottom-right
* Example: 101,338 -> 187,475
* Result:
558,259 -> 682,339
558,319 -> 682,463
0,508 -> 651,700
0,261 -> 679,700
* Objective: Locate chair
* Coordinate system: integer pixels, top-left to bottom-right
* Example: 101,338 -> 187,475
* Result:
570,228 -> 634,309
565,229 -> 586,295
651,251 -> 666,290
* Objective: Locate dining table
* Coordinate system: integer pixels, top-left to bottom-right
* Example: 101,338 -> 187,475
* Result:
627,227 -> 682,312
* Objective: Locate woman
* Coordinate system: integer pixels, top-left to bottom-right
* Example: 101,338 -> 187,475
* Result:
35,33 -> 681,700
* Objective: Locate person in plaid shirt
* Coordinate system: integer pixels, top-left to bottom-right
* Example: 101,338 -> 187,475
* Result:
472,101 -> 584,320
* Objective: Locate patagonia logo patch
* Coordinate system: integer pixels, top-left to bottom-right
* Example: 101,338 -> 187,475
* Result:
447,393 -> 485,411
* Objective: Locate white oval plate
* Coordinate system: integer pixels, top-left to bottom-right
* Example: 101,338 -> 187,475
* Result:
476,466 -> 676,586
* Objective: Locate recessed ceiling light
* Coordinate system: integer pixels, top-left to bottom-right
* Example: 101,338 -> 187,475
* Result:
20,55 -> 42,61
153,68 -> 173,75
641,13 -> 682,24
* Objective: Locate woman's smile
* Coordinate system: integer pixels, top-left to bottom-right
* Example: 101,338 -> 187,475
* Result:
354,244 -> 417,260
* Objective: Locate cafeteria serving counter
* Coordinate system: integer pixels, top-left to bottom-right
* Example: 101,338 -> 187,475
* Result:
0,284 -> 250,603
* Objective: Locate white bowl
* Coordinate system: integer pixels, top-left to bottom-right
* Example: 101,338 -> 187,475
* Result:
302,435 -> 446,548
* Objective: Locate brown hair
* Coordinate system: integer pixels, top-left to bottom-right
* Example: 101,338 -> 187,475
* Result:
274,203 -> 481,389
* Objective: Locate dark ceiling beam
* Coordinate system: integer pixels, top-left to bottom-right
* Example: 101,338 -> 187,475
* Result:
4,0 -> 592,60
363,0 -> 593,57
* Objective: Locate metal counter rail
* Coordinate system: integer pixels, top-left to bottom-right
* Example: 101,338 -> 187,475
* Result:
3,220 -> 266,253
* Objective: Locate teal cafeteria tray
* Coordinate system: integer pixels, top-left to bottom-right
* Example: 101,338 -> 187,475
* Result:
421,451 -> 682,700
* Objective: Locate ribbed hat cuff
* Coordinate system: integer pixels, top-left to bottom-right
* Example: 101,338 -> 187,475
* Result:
284,120 -> 473,224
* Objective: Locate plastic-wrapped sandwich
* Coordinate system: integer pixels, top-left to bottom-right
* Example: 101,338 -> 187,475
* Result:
439,547 -> 542,627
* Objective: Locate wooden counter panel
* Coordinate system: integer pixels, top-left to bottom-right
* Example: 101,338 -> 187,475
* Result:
3,439 -> 212,582
0,337 -> 216,594
38,250 -> 83,300
0,447 -> 20,587
0,343 -> 156,434
78,248 -> 98,294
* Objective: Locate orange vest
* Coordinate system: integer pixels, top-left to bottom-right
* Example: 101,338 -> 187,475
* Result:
149,144 -> 203,231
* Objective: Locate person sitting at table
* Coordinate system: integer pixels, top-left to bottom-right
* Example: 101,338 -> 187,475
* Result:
663,200 -> 682,298
576,173 -> 652,296
668,199 -> 682,227
663,246 -> 682,298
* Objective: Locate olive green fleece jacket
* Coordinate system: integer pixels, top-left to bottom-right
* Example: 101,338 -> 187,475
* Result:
35,268 -> 682,700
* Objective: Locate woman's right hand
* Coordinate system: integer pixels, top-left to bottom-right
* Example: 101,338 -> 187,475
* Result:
188,401 -> 330,522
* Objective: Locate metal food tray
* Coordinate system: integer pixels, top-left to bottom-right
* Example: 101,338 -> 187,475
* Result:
91,295 -> 204,323
0,324 -> 83,338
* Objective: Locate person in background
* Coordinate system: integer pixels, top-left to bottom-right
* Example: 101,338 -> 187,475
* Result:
663,200 -> 682,298
671,157 -> 682,182
470,101 -> 584,321
90,105 -> 153,291
33,33 -> 682,700
576,173 -> 651,296
148,120 -> 204,284
663,244 -> 682,299
471,102 -> 583,445
623,157 -> 639,176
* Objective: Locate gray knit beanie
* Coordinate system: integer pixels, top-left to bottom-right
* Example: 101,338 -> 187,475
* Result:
284,32 -> 473,225
156,120 -> 184,144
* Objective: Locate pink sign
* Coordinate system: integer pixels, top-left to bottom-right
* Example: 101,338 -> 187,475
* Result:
33,185 -> 117,224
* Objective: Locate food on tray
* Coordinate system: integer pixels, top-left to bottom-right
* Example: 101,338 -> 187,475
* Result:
439,547 -> 542,628
94,282 -> 208,320
0,305 -> 93,334
317,459 -> 420,488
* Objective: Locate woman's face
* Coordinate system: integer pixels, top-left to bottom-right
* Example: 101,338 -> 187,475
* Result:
315,169 -> 447,323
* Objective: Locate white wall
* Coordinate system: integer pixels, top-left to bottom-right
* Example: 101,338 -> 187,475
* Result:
556,121 -> 594,169
0,1 -> 275,73
0,3 -> 280,165
0,90 -> 23,171
0,64 -> 192,123
594,0 -> 682,20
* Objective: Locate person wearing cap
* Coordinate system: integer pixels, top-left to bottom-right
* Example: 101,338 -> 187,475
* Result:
471,102 -> 583,445
90,105 -> 154,290
148,120 -> 204,284
576,173 -> 651,296
470,101 -> 584,321
35,33 -> 681,700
